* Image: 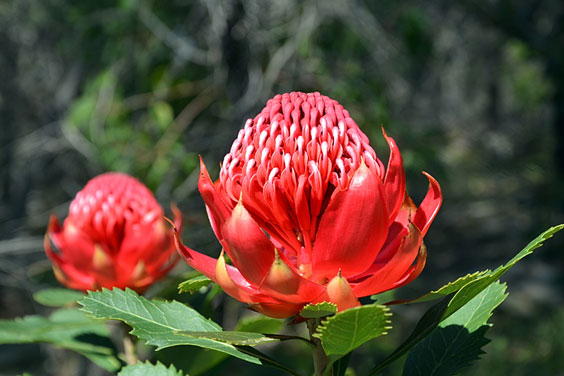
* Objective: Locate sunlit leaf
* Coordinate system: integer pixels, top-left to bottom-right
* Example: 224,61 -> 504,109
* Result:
178,275 -> 212,294
118,361 -> 184,376
78,288 -> 275,364
403,282 -> 508,376
369,224 -> 563,375
0,308 -> 119,372
300,302 -> 338,319
33,288 -> 85,307
236,316 -> 284,334
313,304 -> 391,357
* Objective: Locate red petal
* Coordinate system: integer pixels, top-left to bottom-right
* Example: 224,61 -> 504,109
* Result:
382,129 -> 406,221
44,214 -> 65,265
241,175 -> 300,256
349,222 -> 406,279
326,272 -> 360,311
394,193 -> 417,228
259,251 -> 325,304
352,222 -> 422,297
215,251 -> 255,302
173,227 -> 276,304
198,157 -> 232,241
249,301 -> 303,318
221,201 -> 275,286
173,227 -> 219,280
57,220 -> 97,271
54,263 -> 96,291
413,172 -> 442,235
393,241 -> 427,288
312,162 -> 389,280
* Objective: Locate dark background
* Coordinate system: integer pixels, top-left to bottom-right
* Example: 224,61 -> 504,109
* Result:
1,1 -> 563,375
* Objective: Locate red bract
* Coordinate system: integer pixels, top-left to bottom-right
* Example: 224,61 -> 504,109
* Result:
175,92 -> 442,318
45,172 -> 182,292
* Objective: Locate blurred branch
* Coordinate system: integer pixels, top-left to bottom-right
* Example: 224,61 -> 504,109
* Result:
153,86 -> 219,157
0,237 -> 43,255
123,80 -> 209,110
138,3 -> 208,65
261,5 -> 319,95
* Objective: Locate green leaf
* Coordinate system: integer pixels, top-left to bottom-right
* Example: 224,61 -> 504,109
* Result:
33,288 -> 85,307
404,326 -> 490,376
369,224 -> 563,375
313,304 -> 391,357
401,271 -> 488,304
174,331 -> 276,346
440,282 -> 507,332
332,352 -> 352,376
178,275 -> 212,294
396,224 -> 563,307
236,316 -> 284,334
443,224 -> 562,320
118,361 -> 184,376
150,101 -> 174,130
300,302 -> 338,319
78,288 -> 274,364
0,308 -> 120,372
403,282 -> 508,376
369,296 -> 452,375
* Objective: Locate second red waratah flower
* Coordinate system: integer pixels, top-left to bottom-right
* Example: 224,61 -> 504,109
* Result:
45,172 -> 182,292
175,92 -> 442,318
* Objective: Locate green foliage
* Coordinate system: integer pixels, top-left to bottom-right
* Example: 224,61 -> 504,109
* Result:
235,316 -> 284,334
404,326 -> 490,376
78,288 -> 275,364
443,224 -> 563,320
393,224 -> 563,308
403,282 -> 508,376
369,225 -> 564,375
178,275 -> 212,294
33,288 -> 85,307
398,271 -> 488,304
440,282 -> 507,332
118,361 -> 184,376
0,308 -> 120,372
313,304 -> 392,358
300,302 -> 338,319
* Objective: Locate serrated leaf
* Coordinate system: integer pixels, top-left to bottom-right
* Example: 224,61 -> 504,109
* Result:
443,224 -> 562,320
118,361 -> 184,376
78,288 -> 275,364
404,325 -> 490,376
400,224 -> 563,306
403,282 -> 508,376
0,308 -> 120,372
33,288 -> 85,307
174,330 -> 276,346
178,275 -> 212,294
236,316 -> 284,334
368,225 -> 563,375
408,271 -> 488,304
313,304 -> 391,357
440,282 -> 507,332
300,302 -> 338,319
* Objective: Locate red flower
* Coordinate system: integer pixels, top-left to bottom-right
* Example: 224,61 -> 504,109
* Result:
45,172 -> 182,292
175,92 -> 441,318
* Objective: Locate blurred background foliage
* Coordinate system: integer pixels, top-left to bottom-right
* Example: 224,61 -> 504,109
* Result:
1,0 -> 563,375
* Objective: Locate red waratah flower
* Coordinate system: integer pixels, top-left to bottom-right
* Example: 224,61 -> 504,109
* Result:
175,92 -> 442,318
45,172 -> 182,292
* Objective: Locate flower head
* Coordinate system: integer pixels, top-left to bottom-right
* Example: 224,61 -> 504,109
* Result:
45,172 -> 181,292
176,92 -> 441,317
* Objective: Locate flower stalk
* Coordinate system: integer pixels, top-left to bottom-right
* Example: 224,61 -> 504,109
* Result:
307,319 -> 330,376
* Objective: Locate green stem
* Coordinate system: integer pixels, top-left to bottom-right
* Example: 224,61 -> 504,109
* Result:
120,322 -> 138,365
307,319 -> 330,376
